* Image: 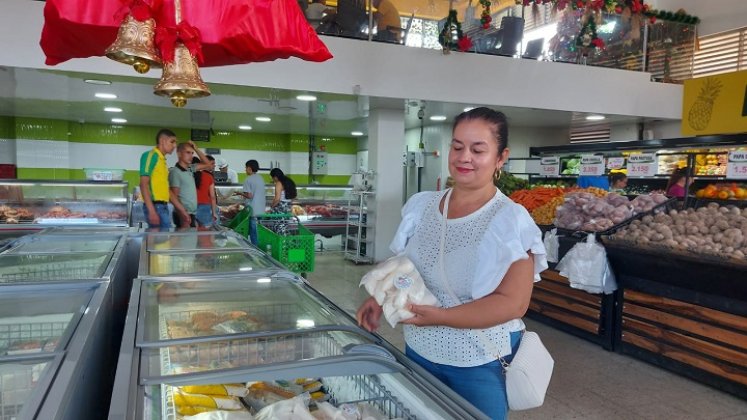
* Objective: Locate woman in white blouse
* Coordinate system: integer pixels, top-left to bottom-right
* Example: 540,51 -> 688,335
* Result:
357,107 -> 547,419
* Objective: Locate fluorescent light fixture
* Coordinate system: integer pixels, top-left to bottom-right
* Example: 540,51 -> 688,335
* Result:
255,116 -> 271,122
350,131 -> 364,136
296,94 -> 317,101
84,79 -> 111,85
238,266 -> 253,271
585,114 -> 606,121
238,125 -> 253,130
430,115 -> 447,121
463,107 -> 475,112
104,107 -> 122,113
111,118 -> 127,124
95,93 -> 117,99
296,319 -> 315,328
257,277 -> 272,283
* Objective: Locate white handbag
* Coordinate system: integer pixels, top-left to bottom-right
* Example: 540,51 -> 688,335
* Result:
438,189 -> 554,411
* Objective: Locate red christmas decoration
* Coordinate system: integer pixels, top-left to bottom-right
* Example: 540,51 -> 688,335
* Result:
457,36 -> 474,52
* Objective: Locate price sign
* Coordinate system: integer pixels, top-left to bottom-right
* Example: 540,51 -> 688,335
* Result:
540,157 -> 560,176
726,151 -> 747,179
607,157 -> 625,170
626,153 -> 656,177
580,155 -> 605,176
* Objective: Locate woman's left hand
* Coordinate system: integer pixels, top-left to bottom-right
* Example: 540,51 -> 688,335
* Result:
400,304 -> 447,327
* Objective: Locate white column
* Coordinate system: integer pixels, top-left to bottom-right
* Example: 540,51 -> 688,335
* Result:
368,107 -> 405,261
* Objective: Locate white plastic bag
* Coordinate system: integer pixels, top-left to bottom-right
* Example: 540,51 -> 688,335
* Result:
254,394 -> 315,420
360,254 -> 438,328
555,234 -> 617,294
184,411 -> 254,420
543,228 -> 560,263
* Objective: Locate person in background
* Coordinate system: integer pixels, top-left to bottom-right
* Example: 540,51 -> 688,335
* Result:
372,0 -> 401,42
216,157 -> 239,184
609,172 -> 628,193
168,141 -> 212,228
268,168 -> 298,235
666,167 -> 690,198
356,107 -> 547,419
139,129 -> 178,229
193,155 -> 219,226
235,159 -> 266,245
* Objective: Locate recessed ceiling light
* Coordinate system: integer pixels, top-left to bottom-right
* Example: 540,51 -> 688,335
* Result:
95,93 -> 117,99
430,115 -> 447,121
296,94 -> 317,101
463,107 -> 475,112
586,114 -> 606,121
84,79 -> 111,85
255,116 -> 271,122
351,131 -> 364,136
111,118 -> 127,124
104,107 -> 122,113
238,125 -> 252,130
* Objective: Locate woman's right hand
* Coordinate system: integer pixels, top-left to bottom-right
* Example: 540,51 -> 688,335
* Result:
356,297 -> 383,332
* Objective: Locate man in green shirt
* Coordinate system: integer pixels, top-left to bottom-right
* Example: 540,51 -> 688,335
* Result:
140,129 -> 177,228
169,141 -> 213,227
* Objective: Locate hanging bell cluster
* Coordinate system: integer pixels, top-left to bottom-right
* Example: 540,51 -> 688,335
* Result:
153,43 -> 211,107
105,14 -> 162,74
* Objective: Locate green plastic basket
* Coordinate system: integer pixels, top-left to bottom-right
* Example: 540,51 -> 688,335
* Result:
257,215 -> 315,274
225,207 -> 252,238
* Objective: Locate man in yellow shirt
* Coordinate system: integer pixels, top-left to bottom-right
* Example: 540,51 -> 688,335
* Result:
372,0 -> 401,42
140,129 -> 177,228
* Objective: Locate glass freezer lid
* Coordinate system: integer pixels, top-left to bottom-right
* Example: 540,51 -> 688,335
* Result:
139,370 -> 462,420
0,287 -> 94,356
146,232 -> 249,252
147,251 -> 277,277
0,357 -> 59,420
138,276 -> 359,344
0,252 -> 113,283
4,235 -> 120,254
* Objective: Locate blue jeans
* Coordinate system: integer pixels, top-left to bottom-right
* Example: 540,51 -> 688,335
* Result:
248,217 -> 258,245
143,203 -> 172,229
406,330 -> 522,420
195,204 -> 214,226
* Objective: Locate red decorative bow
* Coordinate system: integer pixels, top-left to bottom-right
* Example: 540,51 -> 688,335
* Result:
155,21 -> 204,64
114,0 -> 159,22
457,36 -> 474,52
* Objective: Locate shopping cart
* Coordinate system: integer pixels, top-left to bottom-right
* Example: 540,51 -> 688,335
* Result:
224,206 -> 252,239
257,214 -> 314,274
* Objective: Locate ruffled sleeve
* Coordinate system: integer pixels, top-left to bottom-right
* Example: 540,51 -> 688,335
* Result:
389,191 -> 439,254
471,198 -> 548,300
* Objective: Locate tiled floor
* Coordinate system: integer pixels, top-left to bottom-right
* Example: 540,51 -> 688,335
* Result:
306,252 -> 747,420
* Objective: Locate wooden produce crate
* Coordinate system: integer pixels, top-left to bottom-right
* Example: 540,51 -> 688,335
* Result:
528,270 -> 617,351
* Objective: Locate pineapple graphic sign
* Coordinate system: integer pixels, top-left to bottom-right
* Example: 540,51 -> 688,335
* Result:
682,70 -> 747,136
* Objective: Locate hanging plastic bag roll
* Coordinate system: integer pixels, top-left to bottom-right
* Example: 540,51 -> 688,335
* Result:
543,228 -> 560,263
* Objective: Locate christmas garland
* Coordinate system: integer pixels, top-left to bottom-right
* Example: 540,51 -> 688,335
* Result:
479,0 -> 492,29
516,0 -> 700,25
438,10 -> 474,52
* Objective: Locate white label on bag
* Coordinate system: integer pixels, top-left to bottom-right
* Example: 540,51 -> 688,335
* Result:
341,404 -> 359,416
394,275 -> 413,290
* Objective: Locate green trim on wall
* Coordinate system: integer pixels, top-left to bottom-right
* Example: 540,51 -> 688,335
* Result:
15,117 -> 69,141
0,116 -> 14,138
289,135 -> 357,154
17,167 -> 73,179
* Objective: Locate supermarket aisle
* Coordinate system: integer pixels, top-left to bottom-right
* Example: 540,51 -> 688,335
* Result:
307,253 -> 747,420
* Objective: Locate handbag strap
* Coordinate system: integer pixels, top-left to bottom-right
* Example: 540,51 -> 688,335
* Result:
438,188 -> 511,369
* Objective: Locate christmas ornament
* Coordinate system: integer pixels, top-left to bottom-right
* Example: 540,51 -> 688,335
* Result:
438,10 -> 473,53
105,0 -> 162,74
479,0 -> 492,29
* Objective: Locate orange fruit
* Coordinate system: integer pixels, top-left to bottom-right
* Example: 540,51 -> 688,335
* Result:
717,191 -> 729,200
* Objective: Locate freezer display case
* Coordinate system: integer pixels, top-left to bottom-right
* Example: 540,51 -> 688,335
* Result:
111,275 -> 488,420
0,180 -> 129,227
0,356 -> 61,420
145,231 -> 251,253
3,233 -> 121,254
0,252 -> 113,284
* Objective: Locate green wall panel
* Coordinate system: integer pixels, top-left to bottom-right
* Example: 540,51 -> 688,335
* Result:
15,117 -> 69,141
289,135 -> 357,154
0,116 -> 14,138
17,167 -> 73,179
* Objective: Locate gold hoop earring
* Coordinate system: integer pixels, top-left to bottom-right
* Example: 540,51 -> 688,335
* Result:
494,169 -> 502,183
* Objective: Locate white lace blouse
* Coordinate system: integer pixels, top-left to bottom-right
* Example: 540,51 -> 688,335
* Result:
390,188 -> 547,367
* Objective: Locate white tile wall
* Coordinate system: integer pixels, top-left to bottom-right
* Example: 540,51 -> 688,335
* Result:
16,139 -> 69,168
0,139 -> 16,164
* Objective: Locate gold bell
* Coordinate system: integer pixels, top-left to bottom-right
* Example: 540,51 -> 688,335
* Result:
153,43 -> 211,107
105,14 -> 162,74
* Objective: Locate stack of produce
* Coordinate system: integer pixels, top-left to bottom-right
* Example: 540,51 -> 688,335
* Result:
695,183 -> 747,200
555,191 -> 633,232
610,203 -> 747,261
509,187 -> 566,213
561,158 -> 581,175
630,193 -> 669,213
495,171 -> 529,196
695,153 -> 727,176
531,195 -> 565,225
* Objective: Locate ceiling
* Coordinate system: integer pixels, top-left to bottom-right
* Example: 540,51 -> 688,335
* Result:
0,66 -> 653,138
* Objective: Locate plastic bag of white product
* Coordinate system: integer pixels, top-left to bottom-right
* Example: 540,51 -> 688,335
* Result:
254,393 -> 316,420
382,268 -> 438,328
359,255 -> 412,304
543,228 -> 560,263
184,411 -> 254,420
312,402 -> 358,420
555,234 -> 617,294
